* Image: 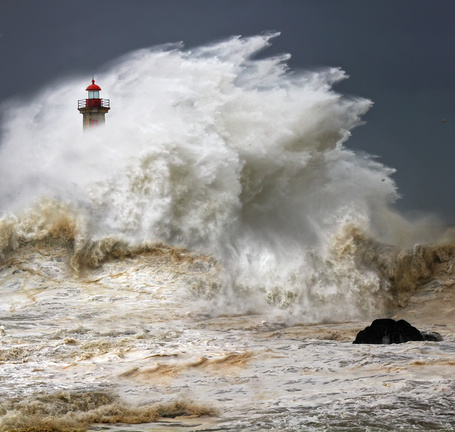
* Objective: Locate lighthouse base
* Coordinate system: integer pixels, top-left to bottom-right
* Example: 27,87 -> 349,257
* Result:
78,107 -> 110,130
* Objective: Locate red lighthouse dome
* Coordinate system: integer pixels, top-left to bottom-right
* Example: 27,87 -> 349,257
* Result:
86,79 -> 101,92
85,79 -> 102,100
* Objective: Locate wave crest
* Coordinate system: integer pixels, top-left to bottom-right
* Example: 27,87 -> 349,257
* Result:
0,34 -> 452,321
0,390 -> 217,432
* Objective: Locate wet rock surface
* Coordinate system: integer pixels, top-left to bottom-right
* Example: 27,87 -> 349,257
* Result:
354,319 -> 442,344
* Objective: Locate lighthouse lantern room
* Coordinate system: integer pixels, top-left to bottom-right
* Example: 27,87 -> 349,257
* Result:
78,79 -> 110,130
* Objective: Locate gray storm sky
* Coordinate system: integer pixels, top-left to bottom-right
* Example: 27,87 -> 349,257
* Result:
1,0 -> 454,223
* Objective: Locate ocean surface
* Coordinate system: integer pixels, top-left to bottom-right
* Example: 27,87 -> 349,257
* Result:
1,34 -> 455,431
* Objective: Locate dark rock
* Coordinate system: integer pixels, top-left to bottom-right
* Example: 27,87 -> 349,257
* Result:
421,331 -> 443,342
353,319 -> 425,344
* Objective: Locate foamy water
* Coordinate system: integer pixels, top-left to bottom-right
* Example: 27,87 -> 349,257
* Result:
1,242 -> 455,431
1,34 -> 455,431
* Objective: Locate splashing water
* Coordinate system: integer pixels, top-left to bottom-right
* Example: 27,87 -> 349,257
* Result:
0,33 -> 447,322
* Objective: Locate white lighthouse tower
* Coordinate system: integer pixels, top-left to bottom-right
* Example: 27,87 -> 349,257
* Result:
77,79 -> 110,130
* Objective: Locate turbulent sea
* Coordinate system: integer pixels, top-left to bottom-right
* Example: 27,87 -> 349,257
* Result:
1,33 -> 455,431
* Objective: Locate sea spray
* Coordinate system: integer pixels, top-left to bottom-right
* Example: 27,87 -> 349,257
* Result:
0,33 -> 447,321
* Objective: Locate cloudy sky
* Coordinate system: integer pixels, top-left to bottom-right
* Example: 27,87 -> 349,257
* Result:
1,0 -> 454,222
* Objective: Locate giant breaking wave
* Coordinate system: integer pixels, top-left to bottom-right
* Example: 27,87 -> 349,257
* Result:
1,33 -> 454,321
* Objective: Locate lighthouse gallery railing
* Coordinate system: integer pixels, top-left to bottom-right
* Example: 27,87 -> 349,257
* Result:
78,98 -> 110,109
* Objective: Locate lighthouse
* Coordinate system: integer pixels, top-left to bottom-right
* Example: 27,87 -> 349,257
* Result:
77,79 -> 110,130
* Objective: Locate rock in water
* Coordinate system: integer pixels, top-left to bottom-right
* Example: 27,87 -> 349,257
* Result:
353,319 -> 425,344
421,331 -> 443,342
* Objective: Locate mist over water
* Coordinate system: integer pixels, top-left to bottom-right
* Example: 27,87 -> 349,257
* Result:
0,33 -> 448,321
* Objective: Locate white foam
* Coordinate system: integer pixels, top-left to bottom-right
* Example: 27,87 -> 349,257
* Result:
0,33 -> 429,320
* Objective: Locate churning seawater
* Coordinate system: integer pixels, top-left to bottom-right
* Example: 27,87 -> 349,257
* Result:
1,33 -> 455,431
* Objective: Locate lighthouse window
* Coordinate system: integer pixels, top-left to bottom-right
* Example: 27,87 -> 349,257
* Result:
88,90 -> 99,99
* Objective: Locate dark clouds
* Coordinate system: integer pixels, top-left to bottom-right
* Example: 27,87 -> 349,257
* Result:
1,0 -> 455,221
